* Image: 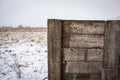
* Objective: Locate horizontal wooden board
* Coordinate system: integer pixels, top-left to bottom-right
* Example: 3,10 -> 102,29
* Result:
62,74 -> 101,80
88,62 -> 102,74
65,61 -> 102,74
62,73 -> 90,80
63,48 -> 86,61
90,74 -> 101,80
87,49 -> 103,61
63,21 -> 105,34
65,61 -> 88,73
63,35 -> 104,48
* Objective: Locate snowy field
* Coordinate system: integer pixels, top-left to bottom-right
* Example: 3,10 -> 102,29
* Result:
0,31 -> 48,80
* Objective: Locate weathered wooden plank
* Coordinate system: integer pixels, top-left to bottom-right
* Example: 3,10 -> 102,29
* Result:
64,61 -> 102,74
62,73 -> 90,80
63,21 -> 105,34
102,69 -> 119,80
65,61 -> 88,74
117,31 -> 120,80
104,21 -> 120,67
48,19 -> 62,80
88,62 -> 102,74
103,21 -> 120,80
87,49 -> 103,61
63,73 -> 101,80
63,35 -> 104,48
117,31 -> 120,56
63,48 -> 86,61
90,74 -> 101,80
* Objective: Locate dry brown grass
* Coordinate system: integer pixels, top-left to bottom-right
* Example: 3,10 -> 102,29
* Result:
0,27 -> 47,32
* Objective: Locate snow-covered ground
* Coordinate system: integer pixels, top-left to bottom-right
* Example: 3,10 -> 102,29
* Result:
0,31 -> 48,80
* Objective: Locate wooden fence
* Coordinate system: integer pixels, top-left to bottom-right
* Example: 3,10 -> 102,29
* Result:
48,19 -> 120,80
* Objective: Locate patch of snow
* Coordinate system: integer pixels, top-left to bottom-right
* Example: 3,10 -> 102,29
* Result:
0,32 -> 48,80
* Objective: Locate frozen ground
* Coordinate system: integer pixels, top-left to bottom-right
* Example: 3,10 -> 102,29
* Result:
0,31 -> 48,80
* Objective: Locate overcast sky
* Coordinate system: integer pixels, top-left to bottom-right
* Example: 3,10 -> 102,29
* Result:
0,0 -> 120,27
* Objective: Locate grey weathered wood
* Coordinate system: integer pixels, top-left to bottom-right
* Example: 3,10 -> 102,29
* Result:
117,31 -> 120,56
63,35 -> 104,48
87,49 -> 103,61
90,74 -> 101,80
102,69 -> 118,80
62,73 -> 90,80
65,61 -> 88,74
63,48 -> 103,62
63,48 -> 86,61
63,21 -> 105,34
48,19 -> 62,80
117,31 -> 120,80
88,62 -> 102,74
48,20 -> 120,80
104,21 -> 120,68
115,21 -> 120,80
103,21 -> 120,80
64,61 -> 102,74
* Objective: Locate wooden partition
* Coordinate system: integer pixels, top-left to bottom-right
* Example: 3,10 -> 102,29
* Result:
48,19 -> 120,80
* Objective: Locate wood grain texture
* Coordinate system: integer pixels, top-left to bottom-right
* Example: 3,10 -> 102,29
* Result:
65,61 -> 88,74
103,21 -> 120,80
64,61 -> 102,74
63,35 -> 104,48
62,73 -> 90,80
63,48 -> 86,61
102,69 -> 119,80
62,74 -> 101,80
87,49 -> 103,61
63,21 -> 105,34
48,19 -> 62,80
90,74 -> 101,80
117,31 -> 120,80
48,20 -> 120,80
88,62 -> 102,74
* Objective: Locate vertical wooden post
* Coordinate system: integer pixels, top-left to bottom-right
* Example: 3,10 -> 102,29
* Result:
116,31 -> 120,80
103,21 -> 120,80
48,19 -> 62,80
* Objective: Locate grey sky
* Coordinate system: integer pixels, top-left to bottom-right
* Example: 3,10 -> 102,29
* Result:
0,0 -> 120,27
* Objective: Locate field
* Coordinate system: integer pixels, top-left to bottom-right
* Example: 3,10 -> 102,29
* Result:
0,28 -> 48,80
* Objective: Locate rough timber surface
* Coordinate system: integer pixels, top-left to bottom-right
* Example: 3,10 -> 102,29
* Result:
63,35 -> 104,48
48,20 -> 120,80
48,19 -> 62,80
63,21 -> 105,34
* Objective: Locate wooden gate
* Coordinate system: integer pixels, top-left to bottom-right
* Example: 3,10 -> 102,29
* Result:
48,19 -> 120,80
